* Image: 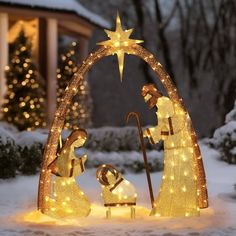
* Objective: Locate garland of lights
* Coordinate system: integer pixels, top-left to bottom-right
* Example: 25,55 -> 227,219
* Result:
38,15 -> 208,216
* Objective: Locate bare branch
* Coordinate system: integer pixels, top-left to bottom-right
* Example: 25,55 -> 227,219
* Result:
199,0 -> 210,33
161,0 -> 178,29
154,0 -> 176,83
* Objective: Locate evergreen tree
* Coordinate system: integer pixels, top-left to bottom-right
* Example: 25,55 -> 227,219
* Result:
2,29 -> 46,130
57,41 -> 93,129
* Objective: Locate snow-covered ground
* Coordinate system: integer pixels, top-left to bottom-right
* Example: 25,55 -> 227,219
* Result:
0,143 -> 235,236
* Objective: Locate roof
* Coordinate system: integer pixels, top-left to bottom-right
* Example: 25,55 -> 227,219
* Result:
0,0 -> 110,28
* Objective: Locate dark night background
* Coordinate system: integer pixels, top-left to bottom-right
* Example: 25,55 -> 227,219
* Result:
78,0 -> 236,138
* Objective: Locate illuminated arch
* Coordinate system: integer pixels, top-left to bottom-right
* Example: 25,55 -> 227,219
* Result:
38,45 -> 208,212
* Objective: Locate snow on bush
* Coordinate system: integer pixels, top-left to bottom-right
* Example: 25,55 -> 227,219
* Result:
16,130 -> 47,148
85,149 -> 163,173
225,100 -> 236,123
0,126 -> 16,145
0,121 -> 18,135
210,101 -> 236,164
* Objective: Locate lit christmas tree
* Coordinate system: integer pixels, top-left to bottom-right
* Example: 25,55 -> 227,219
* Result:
2,29 -> 46,131
57,41 -> 93,129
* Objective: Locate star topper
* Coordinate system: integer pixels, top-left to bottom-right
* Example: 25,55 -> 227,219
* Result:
97,13 -> 143,82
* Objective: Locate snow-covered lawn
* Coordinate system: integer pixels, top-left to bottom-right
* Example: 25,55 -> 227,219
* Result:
0,143 -> 235,236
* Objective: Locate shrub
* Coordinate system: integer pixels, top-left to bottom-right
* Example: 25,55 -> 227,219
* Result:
0,125 -> 164,178
210,121 -> 236,164
16,130 -> 46,174
0,128 -> 20,178
85,150 -> 163,173
84,126 -> 162,152
18,143 -> 44,175
209,101 -> 236,164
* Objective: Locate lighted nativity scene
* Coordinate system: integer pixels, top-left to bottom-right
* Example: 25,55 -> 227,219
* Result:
36,14 -> 208,220
0,1 -> 236,236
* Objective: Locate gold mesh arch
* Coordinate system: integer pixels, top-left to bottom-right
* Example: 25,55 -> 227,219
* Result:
37,45 -> 208,213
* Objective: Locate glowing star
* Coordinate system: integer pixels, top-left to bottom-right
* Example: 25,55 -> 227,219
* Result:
97,14 -> 143,82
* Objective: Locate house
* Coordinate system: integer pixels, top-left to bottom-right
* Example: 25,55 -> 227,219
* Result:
0,0 -> 109,125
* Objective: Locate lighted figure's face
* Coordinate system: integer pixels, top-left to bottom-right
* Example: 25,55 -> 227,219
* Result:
106,170 -> 118,185
73,136 -> 87,148
144,93 -> 157,109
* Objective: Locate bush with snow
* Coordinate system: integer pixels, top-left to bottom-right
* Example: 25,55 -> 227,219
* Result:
0,124 -> 164,178
18,143 -> 44,175
16,130 -> 47,174
0,126 -> 46,178
85,150 -> 163,173
85,126 -> 161,152
210,101 -> 236,164
0,127 -> 20,178
16,130 -> 47,148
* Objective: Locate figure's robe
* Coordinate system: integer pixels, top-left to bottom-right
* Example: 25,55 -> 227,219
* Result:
102,177 -> 137,207
147,97 -> 199,217
45,149 -> 91,218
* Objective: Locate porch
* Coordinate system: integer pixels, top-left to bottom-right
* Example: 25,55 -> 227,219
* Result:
0,1 -> 109,125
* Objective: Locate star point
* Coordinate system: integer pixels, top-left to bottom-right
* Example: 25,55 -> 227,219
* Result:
97,14 -> 143,82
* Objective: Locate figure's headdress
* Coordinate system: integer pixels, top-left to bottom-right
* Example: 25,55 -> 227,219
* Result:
60,129 -> 87,155
47,129 -> 87,175
141,84 -> 162,109
96,164 -> 120,186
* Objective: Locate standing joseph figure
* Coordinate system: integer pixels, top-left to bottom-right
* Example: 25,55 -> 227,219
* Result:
142,84 -> 200,217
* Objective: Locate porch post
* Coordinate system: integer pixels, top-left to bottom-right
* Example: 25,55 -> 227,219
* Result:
0,13 -> 8,116
78,36 -> 89,62
46,18 -> 58,126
